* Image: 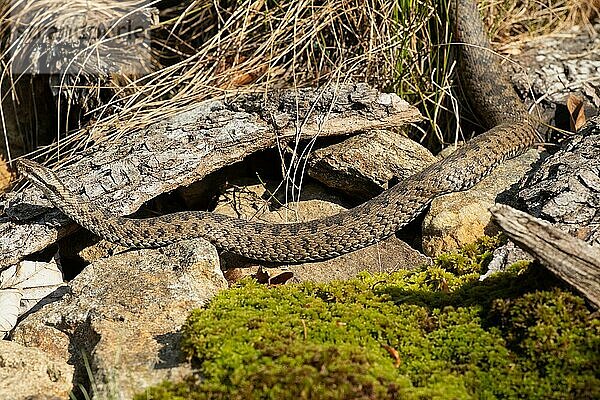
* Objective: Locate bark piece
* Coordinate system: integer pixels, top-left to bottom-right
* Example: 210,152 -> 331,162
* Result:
508,24 -> 600,118
0,84 -> 421,270
518,116 -> 600,245
491,204 -> 600,309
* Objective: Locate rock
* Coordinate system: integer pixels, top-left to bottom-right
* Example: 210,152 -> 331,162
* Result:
0,340 -> 74,400
216,179 -> 430,282
518,116 -> 600,246
480,240 -> 534,280
287,234 -> 430,283
422,149 -> 542,257
12,238 -> 226,400
213,178 -> 352,222
308,129 -> 436,199
57,230 -> 124,266
0,83 -> 422,271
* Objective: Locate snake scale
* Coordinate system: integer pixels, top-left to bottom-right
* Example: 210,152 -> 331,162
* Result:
18,0 -> 539,263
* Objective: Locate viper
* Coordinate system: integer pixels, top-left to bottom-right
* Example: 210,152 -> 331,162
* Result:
18,0 -> 540,262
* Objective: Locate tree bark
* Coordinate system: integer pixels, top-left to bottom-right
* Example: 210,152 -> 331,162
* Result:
0,83 -> 421,270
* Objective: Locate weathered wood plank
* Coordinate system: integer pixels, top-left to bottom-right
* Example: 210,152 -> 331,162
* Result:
0,84 -> 421,269
491,204 -> 600,309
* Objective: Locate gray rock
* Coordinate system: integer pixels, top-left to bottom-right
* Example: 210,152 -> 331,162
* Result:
12,238 -> 226,400
422,149 -> 542,256
1,83 -> 422,271
0,340 -> 74,400
287,235 -> 430,283
308,129 -> 436,199
57,230 -> 123,265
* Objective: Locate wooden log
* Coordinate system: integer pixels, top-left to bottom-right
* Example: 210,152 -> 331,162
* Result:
490,204 -> 600,309
0,84 -> 421,270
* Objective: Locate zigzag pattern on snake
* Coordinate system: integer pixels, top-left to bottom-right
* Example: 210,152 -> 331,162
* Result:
18,0 -> 539,262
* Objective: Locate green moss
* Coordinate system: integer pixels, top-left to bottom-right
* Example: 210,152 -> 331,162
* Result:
136,240 -> 599,400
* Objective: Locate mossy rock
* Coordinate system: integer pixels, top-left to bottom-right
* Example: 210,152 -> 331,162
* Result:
136,239 -> 599,400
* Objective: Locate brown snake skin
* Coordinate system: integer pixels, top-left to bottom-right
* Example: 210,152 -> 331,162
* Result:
18,0 -> 539,262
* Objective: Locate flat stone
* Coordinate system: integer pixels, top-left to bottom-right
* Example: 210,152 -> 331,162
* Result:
288,234 -> 430,283
308,129 -> 436,199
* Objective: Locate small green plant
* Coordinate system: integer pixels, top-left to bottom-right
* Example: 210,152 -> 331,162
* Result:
434,234 -> 505,274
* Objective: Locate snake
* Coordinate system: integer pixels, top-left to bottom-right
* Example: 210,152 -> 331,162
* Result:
17,0 -> 539,263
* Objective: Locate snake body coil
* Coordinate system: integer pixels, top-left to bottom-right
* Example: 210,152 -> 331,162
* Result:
18,0 -> 538,262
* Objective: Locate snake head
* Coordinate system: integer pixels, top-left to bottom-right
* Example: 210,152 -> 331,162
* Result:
16,159 -> 64,198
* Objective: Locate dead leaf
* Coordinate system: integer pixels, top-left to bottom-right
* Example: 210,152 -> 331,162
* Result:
566,95 -> 586,132
439,277 -> 450,293
382,344 -> 401,368
223,268 -> 246,284
0,154 -> 14,194
252,266 -> 295,286
253,266 -> 270,284
268,271 -> 294,285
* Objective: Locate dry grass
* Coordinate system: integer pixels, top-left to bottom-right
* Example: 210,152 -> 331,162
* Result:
0,0 -> 452,166
481,0 -> 599,44
0,0 -> 597,173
